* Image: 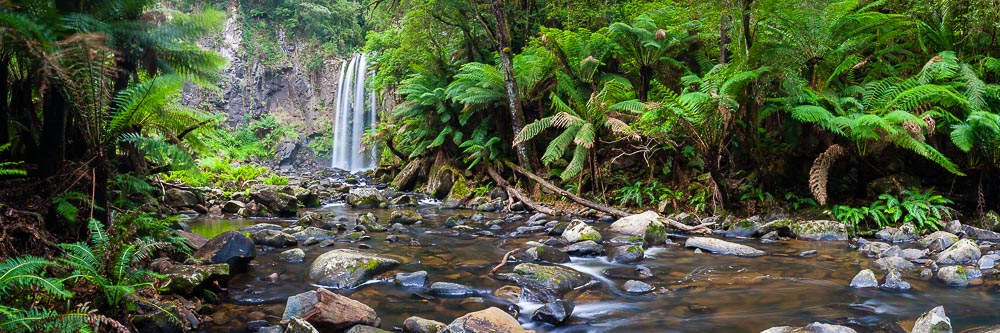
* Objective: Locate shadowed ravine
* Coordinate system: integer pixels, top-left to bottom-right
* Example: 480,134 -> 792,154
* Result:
192,204 -> 1000,332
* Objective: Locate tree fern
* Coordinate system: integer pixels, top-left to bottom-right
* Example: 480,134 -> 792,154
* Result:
0,256 -> 81,333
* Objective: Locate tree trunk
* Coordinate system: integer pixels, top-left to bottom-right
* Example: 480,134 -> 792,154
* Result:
638,65 -> 652,102
741,0 -> 754,57
492,0 -> 536,172
39,89 -> 68,177
0,54 -> 9,156
719,10 -> 732,64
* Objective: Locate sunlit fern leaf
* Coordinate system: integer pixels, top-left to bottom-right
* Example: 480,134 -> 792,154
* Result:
574,123 -> 595,148
513,116 -> 554,146
541,126 -> 580,164
119,133 -> 196,172
561,145 -> 589,180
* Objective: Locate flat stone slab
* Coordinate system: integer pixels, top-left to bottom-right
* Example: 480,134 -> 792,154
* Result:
684,237 -> 766,257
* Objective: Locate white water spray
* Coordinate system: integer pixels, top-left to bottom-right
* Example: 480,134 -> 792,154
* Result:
331,54 -> 377,171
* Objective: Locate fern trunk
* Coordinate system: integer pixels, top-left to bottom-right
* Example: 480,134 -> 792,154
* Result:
492,0 -> 536,172
39,88 -> 68,177
0,53 -> 9,158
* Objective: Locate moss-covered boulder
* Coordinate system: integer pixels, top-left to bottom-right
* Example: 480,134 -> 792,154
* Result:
608,245 -> 645,264
561,220 -> 602,243
911,306 -> 952,333
936,265 -> 969,287
347,187 -> 388,209
250,185 -> 299,217
308,249 -> 400,288
390,210 -> 423,224
500,263 -> 591,302
789,220 -> 848,241
936,239 -> 981,265
684,237 -> 766,257
164,263 -> 230,294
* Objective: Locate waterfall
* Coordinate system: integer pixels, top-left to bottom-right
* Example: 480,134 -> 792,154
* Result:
331,54 -> 377,171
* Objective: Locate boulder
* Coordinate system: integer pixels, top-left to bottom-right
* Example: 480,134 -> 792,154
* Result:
684,237 -> 767,257
357,213 -> 387,232
348,187 -> 388,209
252,229 -> 297,248
282,288 -> 380,331
936,266 -> 969,287
500,263 -> 591,302
345,325 -> 391,333
241,223 -> 284,233
177,230 -> 208,250
298,212 -> 338,230
608,245 -> 645,264
395,271 -> 428,288
936,239 -> 981,265
222,200 -> 245,213
428,282 -> 476,297
194,231 -> 256,273
979,254 -> 1000,270
440,307 -> 532,333
531,300 -> 574,325
963,225 -> 1000,241
760,322 -> 857,333
285,317 -> 319,333
562,220 -> 602,243
623,280 -> 654,294
789,220 -> 848,241
165,188 -> 199,208
849,269 -> 878,288
881,269 -> 910,290
279,248 -> 306,263
524,245 -> 571,263
610,211 -> 662,236
250,186 -> 299,217
293,186 -> 320,208
292,227 -> 338,242
390,210 -> 422,224
164,264 -> 230,294
875,225 -> 919,243
911,306 -> 951,333
308,249 -> 400,288
404,316 -> 447,333
921,231 -> 960,252
723,217 -> 763,238
561,240 -> 604,256
874,256 -> 914,271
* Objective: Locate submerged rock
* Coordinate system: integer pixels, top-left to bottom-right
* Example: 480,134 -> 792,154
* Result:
910,306 -> 951,333
684,237 -> 766,257
440,307 -> 532,333
849,269 -> 878,288
194,231 -> 256,273
308,249 -> 400,288
428,282 -> 476,297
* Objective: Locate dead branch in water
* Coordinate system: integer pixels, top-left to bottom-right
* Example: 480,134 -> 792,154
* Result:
489,248 -> 521,276
486,165 -> 555,216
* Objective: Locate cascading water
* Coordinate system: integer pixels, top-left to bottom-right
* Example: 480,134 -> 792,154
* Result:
331,54 -> 378,171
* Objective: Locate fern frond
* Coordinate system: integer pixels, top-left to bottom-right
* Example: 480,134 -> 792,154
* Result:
561,145 -> 589,180
574,123 -> 596,148
541,126 -> 580,164
809,144 -> 848,205
514,116 -> 554,145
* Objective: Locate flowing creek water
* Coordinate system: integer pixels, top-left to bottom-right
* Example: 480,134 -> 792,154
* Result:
190,204 -> 1000,332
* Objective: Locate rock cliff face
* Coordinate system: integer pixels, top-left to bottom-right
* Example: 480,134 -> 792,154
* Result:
182,4 -> 344,168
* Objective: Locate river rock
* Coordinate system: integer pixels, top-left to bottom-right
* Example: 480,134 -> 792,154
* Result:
404,316 -> 447,333
936,239 -> 981,265
440,307 -> 531,333
525,245 -> 571,263
222,200 -> 245,213
286,317 -> 319,333
684,237 -> 767,256
293,186 -> 320,208
875,225 -> 919,243
874,256 -> 914,271
789,220 -> 848,241
858,241 -> 892,257
282,288 -> 381,331
920,231 -> 959,252
608,245 -> 644,264
308,249 -> 400,288
911,306 -> 951,333
963,224 -> 1000,240
902,248 -> 927,260
250,186 -> 299,217
279,248 -> 306,263
396,271 -> 428,287
850,269 -> 878,288
978,254 -> 1000,270
623,279 -> 654,294
242,223 -> 283,233
936,266 -> 969,287
390,210 -> 422,224
253,229 -> 297,248
345,326 -> 390,333
194,231 -> 256,273
177,230 -> 208,250
760,322 -> 857,333
501,263 -> 591,302
429,282 -> 476,296
298,212 -> 338,230
165,188 -> 199,208
292,227 -> 338,242
610,211 -> 663,236
164,264 -> 230,294
881,269 -> 910,290
348,187 -> 388,209
562,240 -> 604,256
531,300 -> 574,325
723,216 -> 763,238
562,220 -> 602,243
358,212 -> 387,232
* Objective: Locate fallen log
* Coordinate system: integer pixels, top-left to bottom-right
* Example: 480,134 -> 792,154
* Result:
662,218 -> 715,234
486,165 -> 555,216
504,161 -> 630,218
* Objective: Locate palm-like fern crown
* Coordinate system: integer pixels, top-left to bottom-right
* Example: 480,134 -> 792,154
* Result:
608,15 -> 676,70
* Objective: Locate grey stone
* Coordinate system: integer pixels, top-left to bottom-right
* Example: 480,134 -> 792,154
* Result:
389,210 -> 422,224
936,266 -> 969,287
610,211 -> 662,236
920,231 -> 959,252
347,187 -> 387,209
164,264 -> 230,294
403,316 -> 446,333
911,306 -> 952,333
874,256 -> 914,271
222,200 -> 245,213
850,269 -> 878,288
525,245 -> 571,263
881,269 -> 910,290
684,237 -> 767,256
531,300 -> 574,325
395,271 -> 428,288
936,239 -> 981,265
790,220 -> 849,241
499,263 -> 591,302
562,220 -> 603,243
308,249 -> 400,288
623,280 -> 654,294
253,229 -> 297,248
979,254 -> 1000,270
440,307 -> 530,333
279,248 -> 305,263
165,188 -> 199,208
194,231 -> 256,273
292,227 -> 338,242
562,240 -> 604,256
608,245 -> 645,264
250,186 -> 298,217
428,282 -> 476,296
285,317 -> 319,333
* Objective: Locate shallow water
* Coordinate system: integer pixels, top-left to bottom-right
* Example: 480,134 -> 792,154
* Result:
192,205 -> 1000,332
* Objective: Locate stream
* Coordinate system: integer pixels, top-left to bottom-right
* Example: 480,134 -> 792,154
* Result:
191,204 -> 1000,332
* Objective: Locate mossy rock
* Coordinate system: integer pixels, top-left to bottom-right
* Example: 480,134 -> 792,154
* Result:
308,249 -> 400,288
500,263 -> 591,302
